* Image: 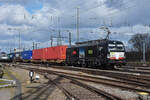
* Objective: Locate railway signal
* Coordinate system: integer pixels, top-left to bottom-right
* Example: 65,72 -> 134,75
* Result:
29,70 -> 34,83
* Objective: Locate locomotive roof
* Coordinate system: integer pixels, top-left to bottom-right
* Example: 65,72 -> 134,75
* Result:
72,39 -> 123,47
76,39 -> 107,45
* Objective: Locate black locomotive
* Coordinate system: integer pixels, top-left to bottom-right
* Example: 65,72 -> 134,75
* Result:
66,39 -> 126,68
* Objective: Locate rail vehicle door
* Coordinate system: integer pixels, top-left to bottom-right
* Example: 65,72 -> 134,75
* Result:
79,48 -> 85,58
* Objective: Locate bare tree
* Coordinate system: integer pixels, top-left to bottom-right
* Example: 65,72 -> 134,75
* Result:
129,33 -> 150,52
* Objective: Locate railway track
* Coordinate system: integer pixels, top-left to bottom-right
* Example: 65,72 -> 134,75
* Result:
13,64 -> 150,87
45,74 -> 121,100
37,64 -> 150,81
44,70 -> 150,89
30,67 -> 150,93
14,64 -> 123,100
3,63 -> 150,99
6,62 -> 150,75
18,63 -> 150,75
12,64 -> 150,95
12,63 -> 150,82
18,64 -> 150,89
116,66 -> 150,74
58,65 -> 150,78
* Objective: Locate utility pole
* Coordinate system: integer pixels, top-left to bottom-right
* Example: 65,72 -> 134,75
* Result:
57,17 -> 62,46
69,31 -> 72,47
110,18 -> 112,27
143,42 -> 146,63
76,7 -> 79,42
33,42 -> 35,50
57,36 -> 59,46
58,30 -> 61,45
35,43 -> 37,49
10,48 -> 11,53
19,31 -> 21,50
50,35 -> 53,47
103,18 -> 106,26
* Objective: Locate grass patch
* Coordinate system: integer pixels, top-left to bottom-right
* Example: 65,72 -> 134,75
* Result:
3,69 -> 13,80
3,73 -> 11,80
0,80 -> 4,82
0,83 -> 9,85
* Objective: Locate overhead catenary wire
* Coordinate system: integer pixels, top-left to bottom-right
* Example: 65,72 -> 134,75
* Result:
79,0 -> 149,17
79,0 -> 150,27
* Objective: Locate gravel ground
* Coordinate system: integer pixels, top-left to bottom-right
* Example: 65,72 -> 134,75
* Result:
80,81 -> 140,100
0,88 -> 12,100
0,68 -> 15,100
8,66 -> 67,100
25,65 -> 142,100
47,74 -> 106,100
6,69 -> 22,100
12,64 -> 150,100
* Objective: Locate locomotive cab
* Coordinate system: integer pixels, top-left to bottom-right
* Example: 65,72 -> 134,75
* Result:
107,41 -> 126,66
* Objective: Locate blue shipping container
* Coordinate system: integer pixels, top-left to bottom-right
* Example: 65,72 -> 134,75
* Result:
21,50 -> 32,60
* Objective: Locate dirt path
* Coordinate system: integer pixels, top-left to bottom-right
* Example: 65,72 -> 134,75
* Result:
0,88 -> 11,100
6,70 -> 22,100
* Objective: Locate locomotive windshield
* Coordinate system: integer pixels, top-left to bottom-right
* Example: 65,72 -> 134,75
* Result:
108,43 -> 125,52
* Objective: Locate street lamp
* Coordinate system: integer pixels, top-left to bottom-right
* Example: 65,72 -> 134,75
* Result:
66,30 -> 72,47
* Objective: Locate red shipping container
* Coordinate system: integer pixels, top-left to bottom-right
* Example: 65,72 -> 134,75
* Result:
33,45 -> 68,61
46,45 -> 68,60
43,48 -> 48,60
32,48 -> 46,60
47,47 -> 56,60
57,46 -> 68,60
32,49 -> 43,60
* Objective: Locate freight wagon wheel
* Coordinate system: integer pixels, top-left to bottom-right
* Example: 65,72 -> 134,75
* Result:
46,63 -> 49,67
66,63 -> 71,66
85,63 -> 88,68
81,63 -> 87,68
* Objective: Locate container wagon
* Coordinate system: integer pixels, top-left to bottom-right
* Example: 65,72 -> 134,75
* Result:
21,50 -> 32,62
32,45 -> 68,64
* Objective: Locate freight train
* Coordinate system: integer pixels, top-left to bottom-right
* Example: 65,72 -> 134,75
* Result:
7,39 -> 126,69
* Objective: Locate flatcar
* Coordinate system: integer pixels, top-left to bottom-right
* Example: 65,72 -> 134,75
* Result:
66,39 -> 126,68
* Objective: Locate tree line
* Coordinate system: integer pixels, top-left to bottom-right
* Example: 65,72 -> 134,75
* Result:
127,33 -> 150,61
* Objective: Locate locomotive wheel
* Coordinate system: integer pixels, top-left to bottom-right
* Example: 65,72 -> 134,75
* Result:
110,65 -> 115,70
